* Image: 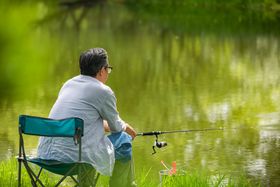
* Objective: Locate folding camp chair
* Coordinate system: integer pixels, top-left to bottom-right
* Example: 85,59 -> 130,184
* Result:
17,115 -> 100,187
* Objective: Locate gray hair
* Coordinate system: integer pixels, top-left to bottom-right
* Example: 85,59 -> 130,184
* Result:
79,48 -> 108,77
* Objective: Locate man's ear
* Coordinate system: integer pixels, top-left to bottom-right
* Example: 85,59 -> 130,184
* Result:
101,67 -> 107,75
97,68 -> 104,76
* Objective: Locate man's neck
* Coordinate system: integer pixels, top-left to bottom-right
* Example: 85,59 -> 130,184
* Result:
94,75 -> 105,84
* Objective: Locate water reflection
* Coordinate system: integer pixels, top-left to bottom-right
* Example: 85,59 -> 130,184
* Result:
0,1 -> 280,186
247,159 -> 267,179
0,133 -> 15,160
207,102 -> 230,123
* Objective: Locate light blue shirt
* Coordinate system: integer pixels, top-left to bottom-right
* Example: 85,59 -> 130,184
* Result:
37,75 -> 126,176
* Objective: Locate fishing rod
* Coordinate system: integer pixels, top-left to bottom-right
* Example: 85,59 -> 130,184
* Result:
137,127 -> 224,154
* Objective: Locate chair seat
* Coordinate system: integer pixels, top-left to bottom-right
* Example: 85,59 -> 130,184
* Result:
27,157 -> 93,176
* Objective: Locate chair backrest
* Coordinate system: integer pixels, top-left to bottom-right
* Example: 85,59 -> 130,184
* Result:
19,115 -> 84,137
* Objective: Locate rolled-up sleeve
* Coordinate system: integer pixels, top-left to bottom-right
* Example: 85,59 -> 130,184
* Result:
99,90 -> 126,132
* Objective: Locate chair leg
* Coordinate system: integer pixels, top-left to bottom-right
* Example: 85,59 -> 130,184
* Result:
34,168 -> 43,184
22,161 -> 46,187
78,165 -> 92,186
85,165 -> 98,187
78,164 -> 82,186
70,175 -> 79,184
18,158 -> 22,187
22,161 -> 38,187
28,165 -> 46,187
54,165 -> 77,187
92,173 -> 100,187
79,165 -> 99,187
30,171 -> 45,187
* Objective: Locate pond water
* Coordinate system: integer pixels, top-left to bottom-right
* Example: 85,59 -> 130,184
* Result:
0,1 -> 280,186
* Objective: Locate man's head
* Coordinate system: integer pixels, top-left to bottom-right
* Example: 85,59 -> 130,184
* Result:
79,48 -> 112,83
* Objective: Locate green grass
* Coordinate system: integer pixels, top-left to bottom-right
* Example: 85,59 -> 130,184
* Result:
0,159 -> 258,187
160,171 -> 259,187
0,159 -> 110,187
0,159 -> 59,187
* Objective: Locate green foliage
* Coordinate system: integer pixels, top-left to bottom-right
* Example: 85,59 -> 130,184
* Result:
124,0 -> 280,35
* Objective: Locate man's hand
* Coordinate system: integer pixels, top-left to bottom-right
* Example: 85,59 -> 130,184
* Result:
125,123 -> 137,140
103,120 -> 111,132
104,120 -> 137,139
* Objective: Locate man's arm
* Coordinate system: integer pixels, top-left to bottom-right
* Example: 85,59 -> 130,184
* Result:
103,120 -> 111,132
104,120 -> 137,139
124,123 -> 137,140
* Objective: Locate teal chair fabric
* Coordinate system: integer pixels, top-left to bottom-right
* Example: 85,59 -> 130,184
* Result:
19,115 -> 84,137
17,115 -> 99,187
26,158 -> 93,176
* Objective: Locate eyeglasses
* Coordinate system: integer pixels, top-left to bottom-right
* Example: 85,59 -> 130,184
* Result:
105,66 -> 113,74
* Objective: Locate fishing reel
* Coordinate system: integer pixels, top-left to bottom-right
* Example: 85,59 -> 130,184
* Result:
152,134 -> 167,154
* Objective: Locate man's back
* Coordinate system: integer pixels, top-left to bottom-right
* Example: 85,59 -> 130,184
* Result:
38,75 -> 124,175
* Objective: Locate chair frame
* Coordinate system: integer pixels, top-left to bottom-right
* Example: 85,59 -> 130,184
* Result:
17,115 -> 100,187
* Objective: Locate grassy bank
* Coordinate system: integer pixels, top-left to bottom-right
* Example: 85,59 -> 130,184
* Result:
0,159 -> 259,187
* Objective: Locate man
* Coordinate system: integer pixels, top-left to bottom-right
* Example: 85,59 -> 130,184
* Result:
37,48 -> 137,186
